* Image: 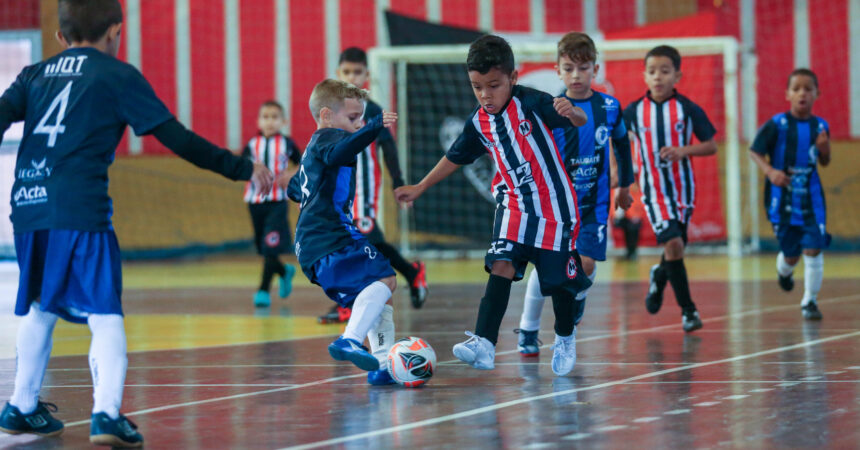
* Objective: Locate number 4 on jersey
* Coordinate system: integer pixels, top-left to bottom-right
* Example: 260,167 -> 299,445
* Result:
34,81 -> 72,147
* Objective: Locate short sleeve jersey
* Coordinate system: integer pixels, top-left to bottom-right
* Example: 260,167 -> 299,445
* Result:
751,112 -> 828,228
446,85 -> 579,252
0,47 -> 173,232
242,133 -> 301,203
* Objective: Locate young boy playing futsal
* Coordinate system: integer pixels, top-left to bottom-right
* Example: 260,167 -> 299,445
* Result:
287,79 -> 400,385
396,35 -> 592,376
749,68 -> 830,321
237,100 -> 300,308
514,32 -> 634,356
317,47 -> 428,324
0,0 -> 273,446
622,45 -> 717,332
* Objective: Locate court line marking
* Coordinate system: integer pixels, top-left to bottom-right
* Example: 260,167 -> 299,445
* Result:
280,330 -> 860,450
722,395 -> 750,400
664,409 -> 691,415
632,417 -> 661,423
693,401 -> 721,407
44,384 -> 300,388
56,293 -> 860,430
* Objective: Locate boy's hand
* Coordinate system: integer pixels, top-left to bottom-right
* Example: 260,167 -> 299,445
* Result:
553,98 -> 587,125
251,162 -> 274,193
615,186 -> 633,210
815,129 -> 829,148
275,171 -> 293,189
659,146 -> 686,161
767,167 -> 790,187
394,184 -> 423,206
382,111 -> 398,130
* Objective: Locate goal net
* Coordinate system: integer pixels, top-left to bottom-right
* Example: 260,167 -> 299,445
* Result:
369,37 -> 752,258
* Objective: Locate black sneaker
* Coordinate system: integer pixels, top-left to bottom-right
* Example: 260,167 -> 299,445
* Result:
778,272 -> 794,292
646,264 -> 667,314
90,413 -> 143,448
802,302 -> 823,321
318,305 -> 351,324
0,401 -> 64,437
409,261 -> 428,309
682,309 -> 703,332
514,328 -> 542,356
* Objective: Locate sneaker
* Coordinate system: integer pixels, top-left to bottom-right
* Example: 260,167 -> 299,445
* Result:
89,413 -> 143,448
409,261 -> 428,309
253,290 -> 270,308
0,401 -> 64,437
802,301 -> 823,320
367,368 -> 397,386
551,332 -> 577,376
452,331 -> 495,370
328,336 -> 380,371
645,264 -> 667,314
778,272 -> 794,292
682,309 -> 703,332
514,328 -> 542,356
279,264 -> 296,298
318,305 -> 351,324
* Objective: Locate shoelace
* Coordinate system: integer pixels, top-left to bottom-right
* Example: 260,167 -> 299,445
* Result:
513,329 -> 543,347
462,331 -> 482,347
117,415 -> 138,434
551,337 -> 573,355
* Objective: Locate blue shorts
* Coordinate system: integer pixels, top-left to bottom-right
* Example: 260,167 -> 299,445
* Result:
305,239 -> 395,307
484,239 -> 592,297
773,223 -> 831,258
576,222 -> 608,262
15,230 -> 123,324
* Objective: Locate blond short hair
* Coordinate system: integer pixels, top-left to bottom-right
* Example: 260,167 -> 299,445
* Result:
308,79 -> 368,121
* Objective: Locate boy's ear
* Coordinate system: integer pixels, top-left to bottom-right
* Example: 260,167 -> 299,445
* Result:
675,70 -> 682,83
108,23 -> 122,42
510,69 -> 518,85
319,107 -> 331,123
593,63 -> 600,77
55,31 -> 70,48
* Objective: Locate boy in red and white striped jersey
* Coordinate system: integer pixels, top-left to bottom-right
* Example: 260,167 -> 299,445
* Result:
622,46 -> 718,332
238,100 -> 301,308
396,35 -> 592,376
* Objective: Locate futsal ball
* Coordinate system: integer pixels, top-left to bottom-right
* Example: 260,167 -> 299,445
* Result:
386,337 -> 436,387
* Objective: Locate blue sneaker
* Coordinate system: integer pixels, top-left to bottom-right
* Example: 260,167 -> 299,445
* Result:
253,290 -> 270,307
279,264 -> 296,298
515,328 -> 542,356
0,401 -> 64,437
90,413 -> 143,447
367,368 -> 397,385
328,336 -> 380,371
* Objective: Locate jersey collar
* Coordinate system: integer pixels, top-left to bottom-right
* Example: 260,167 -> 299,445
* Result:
645,89 -> 678,104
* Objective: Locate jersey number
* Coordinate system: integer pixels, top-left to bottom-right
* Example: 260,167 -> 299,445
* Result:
34,81 -> 72,148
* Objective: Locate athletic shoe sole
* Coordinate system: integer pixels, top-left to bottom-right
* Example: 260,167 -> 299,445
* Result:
328,344 -> 380,371
0,425 -> 64,437
90,434 -> 143,448
452,345 -> 494,370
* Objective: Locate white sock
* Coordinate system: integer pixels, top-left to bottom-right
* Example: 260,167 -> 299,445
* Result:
802,254 -> 823,306
367,304 -> 395,364
519,268 -> 545,331
10,306 -> 58,414
343,281 -> 391,343
87,314 -> 127,420
777,252 -> 796,277
575,269 -> 598,301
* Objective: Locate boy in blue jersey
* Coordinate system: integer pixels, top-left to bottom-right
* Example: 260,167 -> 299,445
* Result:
750,68 -> 831,321
514,32 -> 634,356
0,0 -> 273,446
396,35 -> 592,376
287,79 -> 401,385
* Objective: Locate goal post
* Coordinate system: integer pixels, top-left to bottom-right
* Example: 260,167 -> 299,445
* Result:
369,36 -> 752,258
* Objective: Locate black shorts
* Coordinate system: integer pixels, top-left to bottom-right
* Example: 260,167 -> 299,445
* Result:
248,201 -> 292,256
354,216 -> 386,245
484,239 -> 592,297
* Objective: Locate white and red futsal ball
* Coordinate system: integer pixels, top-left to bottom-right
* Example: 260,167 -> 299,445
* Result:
386,337 -> 436,387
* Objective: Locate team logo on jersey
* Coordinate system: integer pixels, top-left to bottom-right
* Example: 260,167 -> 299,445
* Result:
567,257 -> 578,279
808,144 -> 818,164
357,217 -> 375,233
518,119 -> 533,137
674,121 -> 685,133
507,162 -> 535,188
602,97 -> 618,111
265,231 -> 281,247
778,116 -> 789,130
595,125 -> 610,147
17,158 -> 53,181
13,185 -> 48,207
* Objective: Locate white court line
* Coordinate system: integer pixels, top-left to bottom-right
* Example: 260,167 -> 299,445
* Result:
749,388 -> 774,393
44,384 -> 299,388
281,330 -> 860,450
776,382 -> 801,387
693,401 -> 720,407
664,409 -> 691,415
722,395 -> 750,400
54,293 -> 860,430
632,416 -> 661,423
590,425 -> 629,433
561,433 -> 592,441
621,380 -> 860,384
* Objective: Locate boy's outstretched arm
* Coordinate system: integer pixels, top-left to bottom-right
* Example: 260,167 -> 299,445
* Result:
749,150 -> 790,187
553,97 -> 588,127
394,156 -> 461,205
151,119 -> 274,192
323,112 -> 397,167
816,130 -> 831,166
659,139 -> 717,161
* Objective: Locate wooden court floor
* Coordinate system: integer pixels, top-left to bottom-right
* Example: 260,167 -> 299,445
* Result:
1,256 -> 859,448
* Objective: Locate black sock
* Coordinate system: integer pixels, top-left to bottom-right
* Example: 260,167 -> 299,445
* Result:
655,254 -> 668,288
625,221 -> 641,257
374,241 -> 418,281
663,258 -> 696,312
259,256 -> 284,291
551,291 -> 576,337
474,274 -> 512,345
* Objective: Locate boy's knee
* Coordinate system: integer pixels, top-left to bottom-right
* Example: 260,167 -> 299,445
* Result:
784,255 -> 801,266
379,276 -> 396,293
580,256 -> 596,276
803,248 -> 821,257
663,237 -> 685,260
490,260 -> 516,279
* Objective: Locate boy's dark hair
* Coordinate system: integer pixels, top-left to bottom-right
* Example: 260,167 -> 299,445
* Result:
260,100 -> 285,115
58,0 -> 123,44
645,45 -> 682,71
338,47 -> 367,66
467,35 -> 515,75
557,32 -> 598,64
787,68 -> 818,89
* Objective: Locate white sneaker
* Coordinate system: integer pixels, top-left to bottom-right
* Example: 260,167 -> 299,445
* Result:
551,330 -> 577,376
452,331 -> 495,370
